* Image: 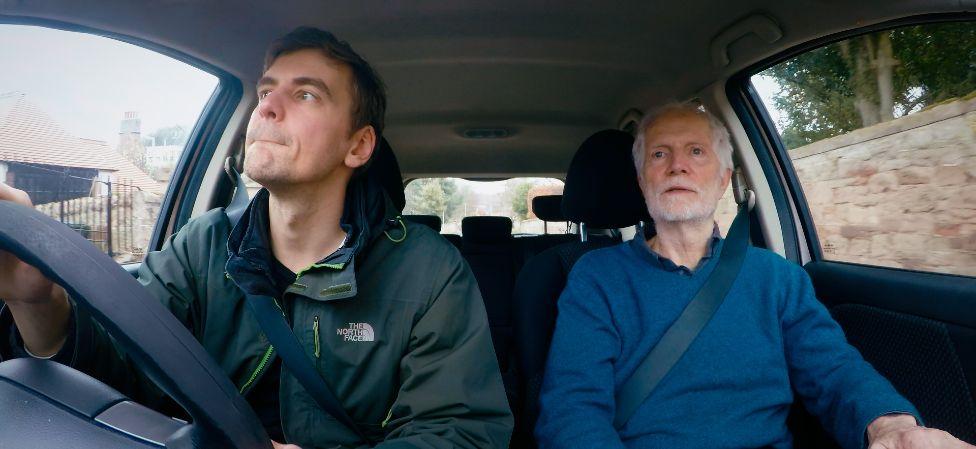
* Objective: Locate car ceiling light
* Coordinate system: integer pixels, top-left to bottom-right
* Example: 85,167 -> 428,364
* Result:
459,127 -> 513,139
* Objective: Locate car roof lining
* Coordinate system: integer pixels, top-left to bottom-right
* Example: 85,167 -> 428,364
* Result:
1,1 -> 966,179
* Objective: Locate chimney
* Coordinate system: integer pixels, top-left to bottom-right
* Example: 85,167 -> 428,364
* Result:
120,111 -> 141,135
117,111 -> 147,170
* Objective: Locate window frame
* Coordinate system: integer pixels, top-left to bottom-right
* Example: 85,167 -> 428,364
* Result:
0,16 -> 244,260
726,12 -> 976,277
402,176 -> 569,235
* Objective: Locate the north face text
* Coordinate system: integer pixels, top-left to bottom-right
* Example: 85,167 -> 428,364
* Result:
337,322 -> 375,342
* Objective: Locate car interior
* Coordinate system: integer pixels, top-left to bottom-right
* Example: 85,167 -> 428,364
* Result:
0,1 -> 974,448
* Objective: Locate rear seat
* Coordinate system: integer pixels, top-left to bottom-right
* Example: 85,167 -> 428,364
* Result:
458,216 -> 522,409
460,216 -> 519,371
443,233 -> 463,249
509,129 -> 650,448
403,214 -> 441,231
400,214 -> 461,248
514,195 -> 576,262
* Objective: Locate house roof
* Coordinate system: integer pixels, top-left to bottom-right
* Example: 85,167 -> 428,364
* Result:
79,138 -> 165,195
0,92 -> 163,195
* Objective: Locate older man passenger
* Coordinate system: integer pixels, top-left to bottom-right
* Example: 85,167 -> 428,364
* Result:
534,102 -> 973,449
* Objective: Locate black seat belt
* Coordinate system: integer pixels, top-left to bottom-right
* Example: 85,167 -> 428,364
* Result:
223,160 -> 372,445
613,199 -> 752,429
244,294 -> 372,445
224,157 -> 250,228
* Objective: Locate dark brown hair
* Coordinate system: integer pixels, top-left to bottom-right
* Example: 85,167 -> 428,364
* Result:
264,26 -> 386,135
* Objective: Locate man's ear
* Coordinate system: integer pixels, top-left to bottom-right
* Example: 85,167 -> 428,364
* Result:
345,125 -> 376,169
720,167 -> 733,191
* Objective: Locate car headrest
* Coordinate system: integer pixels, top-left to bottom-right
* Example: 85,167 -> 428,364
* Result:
532,195 -> 565,222
461,216 -> 513,245
561,129 -> 650,228
403,214 -> 441,232
368,137 -> 406,212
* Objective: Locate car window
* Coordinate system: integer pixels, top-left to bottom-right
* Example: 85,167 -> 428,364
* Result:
0,24 -> 218,264
713,184 -> 737,236
404,177 -> 566,235
751,21 -> 975,276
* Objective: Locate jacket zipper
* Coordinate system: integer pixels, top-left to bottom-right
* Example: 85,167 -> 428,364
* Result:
240,344 -> 275,395
313,316 -> 321,358
227,271 -> 282,396
241,296 -> 288,395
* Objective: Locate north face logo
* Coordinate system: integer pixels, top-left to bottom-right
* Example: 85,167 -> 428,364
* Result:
337,322 -> 374,342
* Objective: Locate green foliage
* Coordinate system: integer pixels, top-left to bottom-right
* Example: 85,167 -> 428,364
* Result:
403,178 -> 466,220
439,178 -> 466,221
762,22 -> 976,149
892,22 -> 976,104
510,181 -> 532,220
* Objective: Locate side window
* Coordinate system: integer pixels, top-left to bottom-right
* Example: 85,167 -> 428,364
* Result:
0,25 -> 218,263
713,184 -> 737,236
752,22 -> 975,276
404,177 -> 566,235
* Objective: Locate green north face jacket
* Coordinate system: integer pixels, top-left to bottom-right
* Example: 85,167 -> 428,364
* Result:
52,177 -> 514,449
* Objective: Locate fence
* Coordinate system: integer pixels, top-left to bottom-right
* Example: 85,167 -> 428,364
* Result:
33,180 -> 145,262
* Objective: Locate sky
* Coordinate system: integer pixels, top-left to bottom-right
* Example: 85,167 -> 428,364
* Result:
751,74 -> 785,133
0,24 -> 218,148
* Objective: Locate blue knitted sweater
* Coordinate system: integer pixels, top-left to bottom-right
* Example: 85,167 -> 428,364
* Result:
535,236 -> 919,449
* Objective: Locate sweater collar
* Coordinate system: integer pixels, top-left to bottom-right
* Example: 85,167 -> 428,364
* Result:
630,223 -> 722,275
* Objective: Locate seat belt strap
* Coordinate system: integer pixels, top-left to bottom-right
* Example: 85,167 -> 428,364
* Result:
226,159 -> 371,443
244,294 -> 373,445
613,202 -> 752,428
224,157 -> 249,229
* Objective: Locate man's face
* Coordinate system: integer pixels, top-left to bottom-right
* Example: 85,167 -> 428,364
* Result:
244,48 -> 362,188
637,110 -> 732,224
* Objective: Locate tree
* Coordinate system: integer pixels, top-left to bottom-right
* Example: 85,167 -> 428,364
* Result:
763,22 -> 976,149
509,181 -> 532,220
404,178 -> 447,218
439,178 -> 465,221
143,125 -> 188,147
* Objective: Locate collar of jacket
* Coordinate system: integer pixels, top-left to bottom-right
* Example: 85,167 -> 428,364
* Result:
224,175 -> 399,302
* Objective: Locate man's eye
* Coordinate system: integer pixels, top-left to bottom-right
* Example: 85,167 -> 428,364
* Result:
691,147 -> 704,155
653,151 -> 666,159
257,90 -> 271,100
299,91 -> 317,101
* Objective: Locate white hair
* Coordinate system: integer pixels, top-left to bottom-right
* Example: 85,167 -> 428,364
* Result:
631,101 -> 734,175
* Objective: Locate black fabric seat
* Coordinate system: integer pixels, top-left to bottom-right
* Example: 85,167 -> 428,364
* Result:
443,234 -> 462,249
403,214 -> 441,232
367,137 -> 406,212
370,141 -> 462,253
510,130 -> 650,448
514,195 -> 576,262
459,216 -> 521,407
461,216 -> 518,367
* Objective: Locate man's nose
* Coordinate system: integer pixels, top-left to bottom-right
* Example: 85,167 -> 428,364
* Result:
255,91 -> 283,122
667,152 -> 690,175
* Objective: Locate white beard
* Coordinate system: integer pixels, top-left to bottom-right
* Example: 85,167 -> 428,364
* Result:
645,178 -> 723,224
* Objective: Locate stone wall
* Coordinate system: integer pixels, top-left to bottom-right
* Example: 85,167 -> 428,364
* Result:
789,98 -> 976,277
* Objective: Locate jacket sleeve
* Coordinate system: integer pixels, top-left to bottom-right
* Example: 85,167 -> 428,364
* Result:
0,221 -> 210,416
73,224 -> 205,410
780,264 -> 921,449
532,263 -> 626,449
373,246 -> 514,449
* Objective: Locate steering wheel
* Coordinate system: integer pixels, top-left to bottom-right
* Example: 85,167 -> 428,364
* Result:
0,201 -> 271,449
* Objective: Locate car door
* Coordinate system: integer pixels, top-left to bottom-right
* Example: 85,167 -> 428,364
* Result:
729,15 -> 976,447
